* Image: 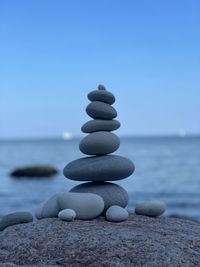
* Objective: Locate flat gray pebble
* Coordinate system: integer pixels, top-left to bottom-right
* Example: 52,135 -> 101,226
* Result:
63,155 -> 135,182
0,212 -> 33,231
86,101 -> 117,120
135,200 -> 166,217
81,119 -> 120,133
79,131 -> 120,155
88,89 -> 115,104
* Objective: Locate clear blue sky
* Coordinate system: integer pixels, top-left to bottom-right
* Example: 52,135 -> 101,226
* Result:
0,0 -> 199,138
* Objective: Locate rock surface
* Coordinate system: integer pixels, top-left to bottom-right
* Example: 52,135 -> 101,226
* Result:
79,131 -> 120,155
0,215 -> 200,266
81,119 -> 120,133
63,155 -> 135,181
10,166 -> 58,178
70,181 -> 128,213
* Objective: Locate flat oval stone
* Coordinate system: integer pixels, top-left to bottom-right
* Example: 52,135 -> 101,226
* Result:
79,132 -> 120,155
88,90 -> 115,104
86,101 -> 117,120
106,206 -> 129,222
0,212 -> 33,231
58,209 -> 76,221
81,119 -> 120,133
63,155 -> 135,182
57,192 -> 104,220
70,182 -> 128,214
135,200 -> 166,217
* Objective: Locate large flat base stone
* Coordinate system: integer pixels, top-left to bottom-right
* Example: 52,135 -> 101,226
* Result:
0,215 -> 200,266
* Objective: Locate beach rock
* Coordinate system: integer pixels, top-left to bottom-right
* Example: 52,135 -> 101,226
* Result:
81,119 -> 120,133
63,155 -> 135,182
86,101 -> 117,120
135,200 -> 166,217
79,131 -> 120,155
57,192 -> 104,220
1,215 -> 200,266
35,202 -> 45,219
36,194 -> 61,219
70,182 -> 128,213
88,89 -> 115,104
58,209 -> 76,221
106,205 -> 129,222
0,212 -> 33,231
10,165 -> 58,178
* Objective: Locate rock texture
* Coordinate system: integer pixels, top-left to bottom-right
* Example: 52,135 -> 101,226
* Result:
0,215 -> 200,267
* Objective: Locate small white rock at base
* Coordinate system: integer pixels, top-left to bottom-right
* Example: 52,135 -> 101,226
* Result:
106,205 -> 129,222
135,200 -> 166,217
58,209 -> 76,221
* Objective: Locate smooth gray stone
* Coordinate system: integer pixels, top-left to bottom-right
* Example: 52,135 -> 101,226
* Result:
57,192 -> 104,220
58,209 -> 76,221
70,182 -> 128,214
81,119 -> 120,133
35,194 -> 61,219
35,202 -> 45,219
63,155 -> 135,182
0,212 -> 33,231
106,206 -> 129,222
79,132 -> 120,155
135,200 -> 166,217
86,101 -> 117,120
88,90 -> 115,105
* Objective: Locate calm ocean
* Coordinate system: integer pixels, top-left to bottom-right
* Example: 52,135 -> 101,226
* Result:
0,136 -> 200,220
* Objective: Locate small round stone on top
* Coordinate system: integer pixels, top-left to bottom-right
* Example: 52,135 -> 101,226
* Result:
98,84 -> 106,90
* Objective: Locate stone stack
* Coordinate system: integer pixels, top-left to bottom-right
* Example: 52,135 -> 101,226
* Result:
64,85 -> 135,214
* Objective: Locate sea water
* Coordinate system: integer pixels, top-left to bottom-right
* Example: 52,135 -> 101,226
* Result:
0,136 -> 200,220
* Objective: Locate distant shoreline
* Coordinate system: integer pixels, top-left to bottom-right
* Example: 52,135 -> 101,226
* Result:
0,134 -> 200,142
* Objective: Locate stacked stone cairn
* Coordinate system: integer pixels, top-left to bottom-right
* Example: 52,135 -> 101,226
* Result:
63,84 -> 135,221
0,85 -> 166,231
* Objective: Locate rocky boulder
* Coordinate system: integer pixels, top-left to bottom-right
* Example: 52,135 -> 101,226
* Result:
10,166 -> 58,178
0,215 -> 200,266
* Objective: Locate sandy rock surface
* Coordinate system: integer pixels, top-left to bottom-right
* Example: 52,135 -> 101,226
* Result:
0,215 -> 200,267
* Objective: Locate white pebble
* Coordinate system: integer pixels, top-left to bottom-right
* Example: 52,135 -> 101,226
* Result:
58,209 -> 76,221
106,205 -> 129,222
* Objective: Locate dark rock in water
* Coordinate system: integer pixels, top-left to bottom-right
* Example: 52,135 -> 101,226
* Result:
86,101 -> 117,120
79,131 -> 120,155
63,155 -> 135,182
1,216 -> 200,266
0,212 -> 33,231
81,119 -> 120,133
10,166 -> 58,178
70,182 -> 128,214
88,89 -> 115,105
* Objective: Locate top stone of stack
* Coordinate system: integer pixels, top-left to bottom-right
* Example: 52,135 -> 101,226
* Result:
87,85 -> 116,105
82,85 -> 120,134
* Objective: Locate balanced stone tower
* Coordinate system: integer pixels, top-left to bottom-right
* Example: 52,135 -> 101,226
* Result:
64,85 -> 135,214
